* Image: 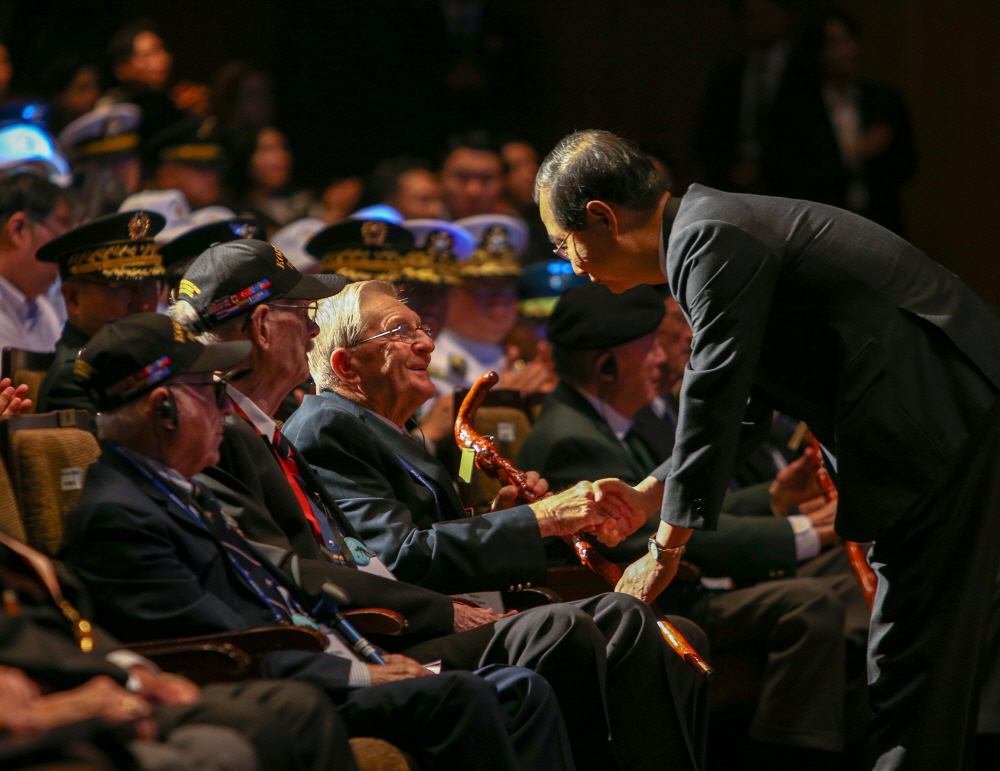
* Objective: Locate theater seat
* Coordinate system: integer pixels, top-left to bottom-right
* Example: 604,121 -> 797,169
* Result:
0,450 -> 26,543
349,738 -> 416,771
1,348 -> 57,415
0,411 -> 99,556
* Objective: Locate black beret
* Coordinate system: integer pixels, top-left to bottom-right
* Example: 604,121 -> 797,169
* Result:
159,218 -> 264,267
176,239 -> 346,333
547,283 -> 666,350
75,312 -> 250,412
36,210 -> 166,280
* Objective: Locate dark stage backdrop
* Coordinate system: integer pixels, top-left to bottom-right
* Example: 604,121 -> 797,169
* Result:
4,0 -> 999,303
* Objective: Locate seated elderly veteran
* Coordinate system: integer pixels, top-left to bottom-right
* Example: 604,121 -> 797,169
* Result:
171,241 -> 710,771
282,279 -> 621,593
60,312 -> 573,771
0,537 -> 355,771
518,282 -> 869,766
34,210 -> 175,413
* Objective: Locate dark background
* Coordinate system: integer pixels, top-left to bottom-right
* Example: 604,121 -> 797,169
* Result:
3,0 -> 999,304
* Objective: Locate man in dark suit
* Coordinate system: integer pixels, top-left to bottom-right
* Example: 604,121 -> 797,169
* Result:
534,130 -> 1000,770
171,240 -> 711,771
519,280 -> 866,765
61,311 -> 575,771
0,536 -> 357,771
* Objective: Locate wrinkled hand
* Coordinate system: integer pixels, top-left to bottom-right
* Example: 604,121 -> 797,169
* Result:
530,481 -> 610,539
800,496 -> 840,547
593,477 -> 662,542
499,342 -> 557,395
615,553 -> 679,603
127,666 -> 200,706
0,378 -> 32,417
770,448 -> 825,515
492,471 -> 548,511
418,394 -> 455,444
452,602 -> 517,633
368,654 -> 436,684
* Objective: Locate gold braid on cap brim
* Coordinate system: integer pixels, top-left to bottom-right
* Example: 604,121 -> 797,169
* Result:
66,240 -> 166,279
76,133 -> 139,158
458,248 -> 523,279
400,250 -> 461,286
321,248 -> 404,283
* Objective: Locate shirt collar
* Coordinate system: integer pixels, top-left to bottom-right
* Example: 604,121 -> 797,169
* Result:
227,384 -> 277,441
0,274 -> 34,322
576,387 -> 634,440
117,444 -> 195,497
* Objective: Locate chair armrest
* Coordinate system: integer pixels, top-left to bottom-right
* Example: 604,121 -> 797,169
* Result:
342,608 -> 409,636
127,625 -> 328,657
502,586 -> 561,610
139,643 -> 256,684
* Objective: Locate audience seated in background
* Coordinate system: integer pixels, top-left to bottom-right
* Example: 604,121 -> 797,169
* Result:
35,210 -> 166,413
35,53 -> 101,135
228,125 -> 310,232
365,155 -> 446,221
0,174 -> 71,354
146,116 -> 226,210
439,130 -> 507,220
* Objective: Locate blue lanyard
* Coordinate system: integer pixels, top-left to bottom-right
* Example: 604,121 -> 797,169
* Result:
394,453 -> 444,521
109,442 -> 303,623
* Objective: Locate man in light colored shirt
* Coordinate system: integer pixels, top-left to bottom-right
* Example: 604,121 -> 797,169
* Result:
0,173 -> 71,353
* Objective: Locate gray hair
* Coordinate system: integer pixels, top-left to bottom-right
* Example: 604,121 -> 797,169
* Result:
309,280 -> 398,391
95,396 -> 148,443
534,130 -> 670,231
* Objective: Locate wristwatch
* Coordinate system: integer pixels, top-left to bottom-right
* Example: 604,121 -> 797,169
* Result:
648,538 -> 686,563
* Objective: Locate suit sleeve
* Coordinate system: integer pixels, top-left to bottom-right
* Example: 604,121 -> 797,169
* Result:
660,220 -> 781,530
294,410 -> 547,594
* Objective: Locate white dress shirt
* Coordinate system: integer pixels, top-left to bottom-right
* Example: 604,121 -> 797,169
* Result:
0,275 -> 65,353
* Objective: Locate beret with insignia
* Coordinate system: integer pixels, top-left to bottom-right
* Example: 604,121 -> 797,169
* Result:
547,283 -> 666,351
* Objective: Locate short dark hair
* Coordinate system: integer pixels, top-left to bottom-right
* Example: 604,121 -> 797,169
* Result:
107,20 -> 160,69
0,174 -> 63,230
440,130 -> 504,171
535,130 -> 670,231
366,155 -> 431,205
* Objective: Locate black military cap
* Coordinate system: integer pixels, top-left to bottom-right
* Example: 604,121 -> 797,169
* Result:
147,115 -> 224,167
547,283 -> 666,350
176,239 -> 347,333
159,218 -> 264,267
36,210 -> 166,281
306,219 -> 415,281
74,312 -> 251,412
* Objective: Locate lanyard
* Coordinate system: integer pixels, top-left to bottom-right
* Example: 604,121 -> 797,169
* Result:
395,453 -> 444,521
109,442 -> 305,624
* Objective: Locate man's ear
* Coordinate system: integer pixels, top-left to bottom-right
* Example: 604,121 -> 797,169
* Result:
247,305 -> 270,348
584,200 -> 618,237
61,280 -> 81,314
2,212 -> 32,250
330,348 -> 359,385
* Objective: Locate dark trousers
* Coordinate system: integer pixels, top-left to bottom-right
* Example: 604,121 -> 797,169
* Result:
865,397 -> 1000,771
338,667 -> 570,771
403,593 -> 709,771
156,679 -> 358,771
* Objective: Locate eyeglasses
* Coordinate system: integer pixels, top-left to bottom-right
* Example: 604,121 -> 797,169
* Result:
269,301 -> 320,321
170,378 -> 230,409
552,231 -> 574,260
352,322 -> 433,347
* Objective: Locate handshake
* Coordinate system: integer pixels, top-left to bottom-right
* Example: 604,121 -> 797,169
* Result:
491,471 -> 662,545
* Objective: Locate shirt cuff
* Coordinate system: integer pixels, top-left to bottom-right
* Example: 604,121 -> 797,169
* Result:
106,649 -> 160,674
348,660 -> 372,688
787,515 -> 821,561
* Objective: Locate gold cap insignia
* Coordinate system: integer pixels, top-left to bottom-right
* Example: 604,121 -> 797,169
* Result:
178,279 -> 201,296
128,212 -> 151,240
362,220 -> 388,247
273,246 -> 291,270
73,358 -> 94,379
171,319 -> 197,343
484,225 -> 509,254
428,230 -> 454,258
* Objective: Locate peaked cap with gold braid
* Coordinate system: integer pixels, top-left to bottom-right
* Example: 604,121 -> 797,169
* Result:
306,219 -> 416,283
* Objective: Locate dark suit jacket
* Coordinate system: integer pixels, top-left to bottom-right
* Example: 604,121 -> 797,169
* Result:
36,323 -> 94,414
657,184 -> 1000,542
518,382 -> 797,583
763,79 -> 916,234
61,448 -> 354,691
202,416 -> 455,644
283,390 -> 548,594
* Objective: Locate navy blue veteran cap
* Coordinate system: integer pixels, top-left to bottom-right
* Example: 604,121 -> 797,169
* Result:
306,219 -> 415,282
159,218 -> 264,267
74,312 -> 251,412
36,210 -> 166,281
176,239 -> 347,333
547,282 -> 666,350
